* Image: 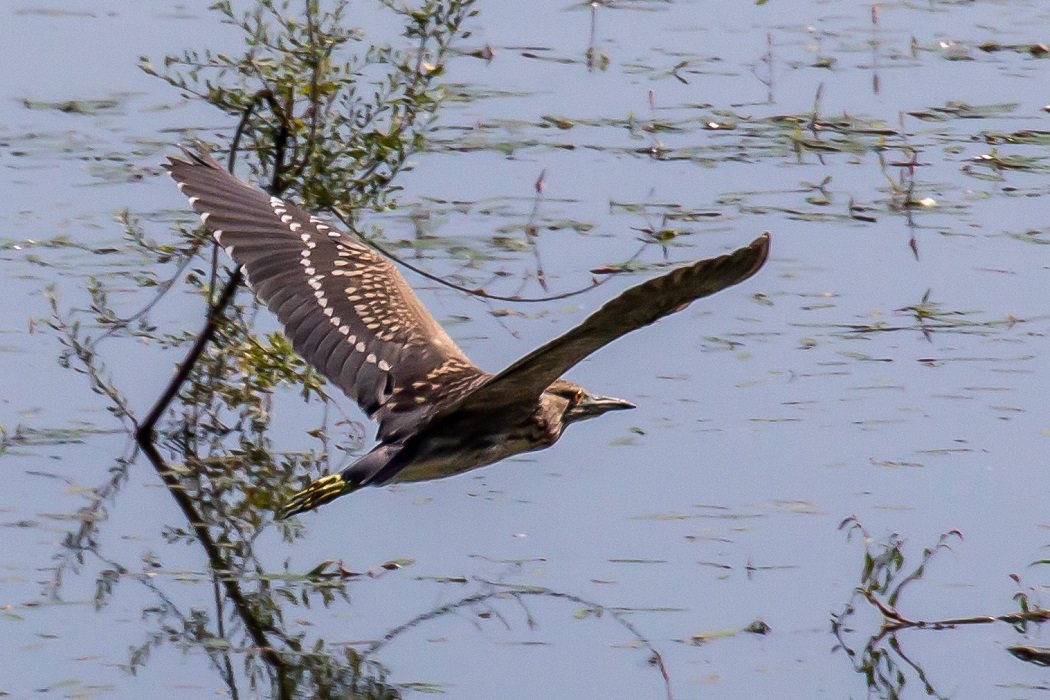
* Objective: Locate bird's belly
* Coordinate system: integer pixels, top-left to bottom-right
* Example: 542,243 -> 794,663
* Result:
389,431 -> 555,484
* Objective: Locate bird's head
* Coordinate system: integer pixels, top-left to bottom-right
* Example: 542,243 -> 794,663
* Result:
545,379 -> 635,426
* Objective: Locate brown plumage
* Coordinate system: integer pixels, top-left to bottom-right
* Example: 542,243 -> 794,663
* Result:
166,147 -> 770,518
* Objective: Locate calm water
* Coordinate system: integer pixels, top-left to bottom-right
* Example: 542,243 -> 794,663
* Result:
3,0 -> 1050,697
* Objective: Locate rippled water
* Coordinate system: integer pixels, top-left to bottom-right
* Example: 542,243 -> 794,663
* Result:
4,0 -> 1050,697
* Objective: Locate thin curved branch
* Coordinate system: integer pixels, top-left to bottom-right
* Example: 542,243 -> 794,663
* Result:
363,583 -> 673,700
335,226 -> 651,304
136,266 -> 243,440
91,245 -> 201,348
136,439 -> 287,682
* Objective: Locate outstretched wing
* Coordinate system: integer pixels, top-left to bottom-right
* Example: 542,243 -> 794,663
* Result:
165,147 -> 488,440
434,233 -> 770,419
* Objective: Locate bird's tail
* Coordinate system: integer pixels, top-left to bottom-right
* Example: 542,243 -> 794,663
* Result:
278,473 -> 357,520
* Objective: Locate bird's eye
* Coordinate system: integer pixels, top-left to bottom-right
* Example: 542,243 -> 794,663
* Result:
574,389 -> 585,403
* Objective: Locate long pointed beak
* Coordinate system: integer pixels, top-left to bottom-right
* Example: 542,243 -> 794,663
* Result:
589,395 -> 636,412
566,394 -> 635,423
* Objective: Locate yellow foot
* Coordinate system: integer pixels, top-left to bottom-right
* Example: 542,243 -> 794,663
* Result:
278,473 -> 350,519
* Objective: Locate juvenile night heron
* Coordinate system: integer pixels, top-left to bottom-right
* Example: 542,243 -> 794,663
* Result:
166,148 -> 769,518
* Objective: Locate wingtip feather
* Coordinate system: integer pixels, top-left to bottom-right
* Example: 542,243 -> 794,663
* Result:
164,142 -> 225,174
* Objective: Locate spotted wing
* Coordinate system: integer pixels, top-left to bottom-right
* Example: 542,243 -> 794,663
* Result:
165,147 -> 487,439
430,234 -> 770,420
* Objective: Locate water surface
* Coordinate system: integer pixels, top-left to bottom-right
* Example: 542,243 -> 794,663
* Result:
3,0 -> 1050,697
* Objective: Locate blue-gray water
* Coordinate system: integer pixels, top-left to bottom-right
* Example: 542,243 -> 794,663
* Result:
3,1 -> 1050,697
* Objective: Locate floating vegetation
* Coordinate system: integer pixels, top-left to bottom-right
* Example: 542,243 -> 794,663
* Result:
908,101 -> 1019,122
980,129 -> 1050,145
977,41 -> 1050,58
21,97 -> 130,115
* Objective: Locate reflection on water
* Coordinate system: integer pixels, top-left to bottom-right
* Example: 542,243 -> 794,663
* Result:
39,1 -> 684,696
833,519 -> 1050,697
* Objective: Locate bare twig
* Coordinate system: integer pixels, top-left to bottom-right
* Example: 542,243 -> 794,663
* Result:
136,439 -> 287,685
364,583 -> 674,700
331,219 -> 649,304
136,267 -> 243,441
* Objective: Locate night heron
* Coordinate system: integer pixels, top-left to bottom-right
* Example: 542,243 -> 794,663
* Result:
166,148 -> 769,518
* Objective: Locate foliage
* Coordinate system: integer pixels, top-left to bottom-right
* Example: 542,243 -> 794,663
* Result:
47,0 -> 477,697
140,0 -> 477,215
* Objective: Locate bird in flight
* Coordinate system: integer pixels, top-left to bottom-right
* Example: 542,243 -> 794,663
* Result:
166,148 -> 769,518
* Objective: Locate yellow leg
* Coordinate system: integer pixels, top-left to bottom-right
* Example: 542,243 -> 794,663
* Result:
278,473 -> 355,519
